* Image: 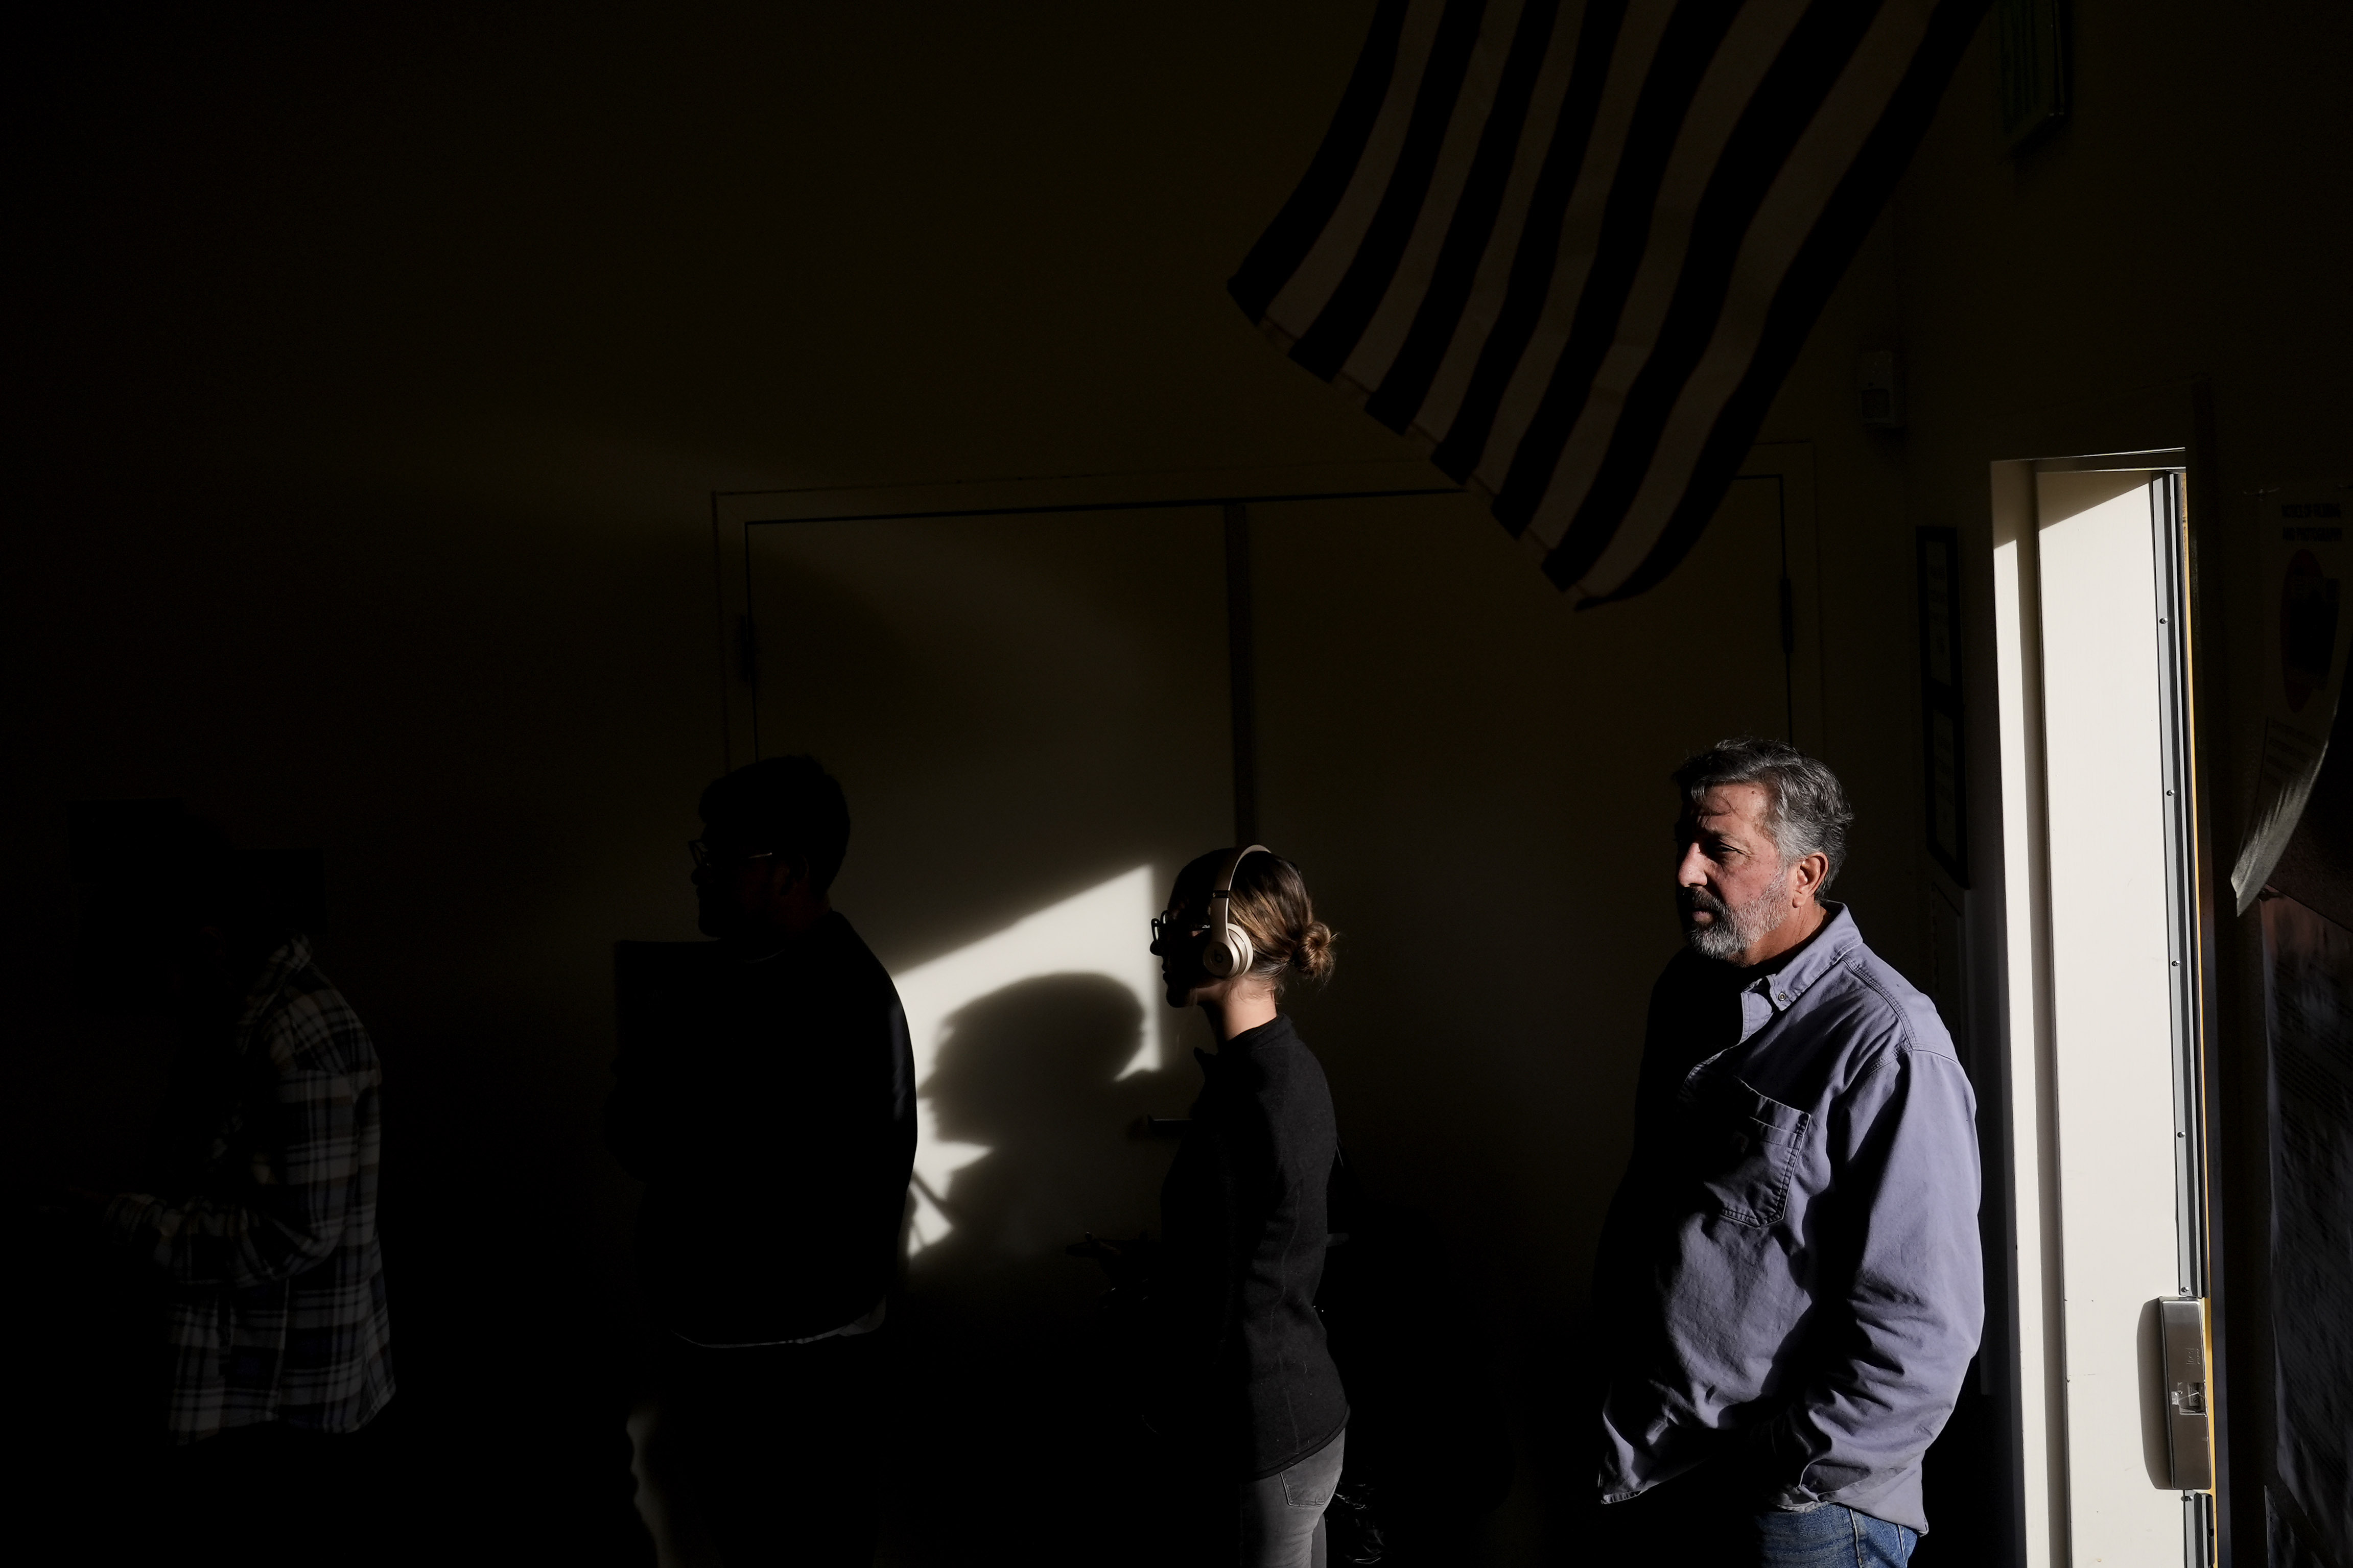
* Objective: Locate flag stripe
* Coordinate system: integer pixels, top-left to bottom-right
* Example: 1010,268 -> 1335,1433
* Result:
1534,0 -> 1881,581
1363,0 -> 1564,431
1462,1 -> 1701,506
1233,0 -> 1990,599
1572,0 -> 1935,588
1362,0 -> 1562,428
1339,0 -> 1536,401
1228,0 -> 1417,323
1264,1 -> 1454,341
1429,0 -> 1633,491
1490,0 -> 1747,533
1575,0 -> 1988,600
1292,0 -> 1493,380
1514,0 -> 1817,554
1403,2 -> 1612,448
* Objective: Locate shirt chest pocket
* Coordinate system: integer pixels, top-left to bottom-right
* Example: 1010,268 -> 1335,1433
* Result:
1683,1080 -> 1811,1228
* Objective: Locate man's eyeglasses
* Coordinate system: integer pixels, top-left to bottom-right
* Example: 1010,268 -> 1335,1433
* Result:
689,839 -> 775,872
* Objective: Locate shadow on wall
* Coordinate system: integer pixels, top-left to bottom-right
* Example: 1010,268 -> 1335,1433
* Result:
628,972 -> 1197,1567
915,975 -> 1179,1289
888,973 -> 1192,1565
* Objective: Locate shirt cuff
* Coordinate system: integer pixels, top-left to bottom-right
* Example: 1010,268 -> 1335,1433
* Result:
102,1192 -> 164,1254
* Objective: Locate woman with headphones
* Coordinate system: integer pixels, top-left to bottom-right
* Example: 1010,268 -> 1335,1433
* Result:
1147,845 -> 1347,1567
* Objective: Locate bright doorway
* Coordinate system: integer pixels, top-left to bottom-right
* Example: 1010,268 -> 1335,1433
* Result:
1990,450 -> 2215,1567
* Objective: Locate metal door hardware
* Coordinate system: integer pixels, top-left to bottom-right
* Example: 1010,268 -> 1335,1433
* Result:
2156,1296 -> 2214,1490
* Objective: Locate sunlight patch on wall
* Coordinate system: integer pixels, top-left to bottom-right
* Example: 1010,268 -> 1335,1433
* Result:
891,864 -> 1166,1256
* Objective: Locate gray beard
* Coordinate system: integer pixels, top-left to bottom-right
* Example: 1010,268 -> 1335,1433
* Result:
1680,883 -> 1791,962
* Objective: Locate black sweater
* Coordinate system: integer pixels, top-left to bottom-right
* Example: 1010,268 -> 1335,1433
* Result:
1158,1013 -> 1349,1479
606,913 -> 916,1344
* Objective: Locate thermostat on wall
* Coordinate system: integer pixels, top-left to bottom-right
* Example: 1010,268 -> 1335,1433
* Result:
1857,350 -> 1905,430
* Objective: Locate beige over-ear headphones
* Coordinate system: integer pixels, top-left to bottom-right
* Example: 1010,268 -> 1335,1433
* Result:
1201,844 -> 1269,980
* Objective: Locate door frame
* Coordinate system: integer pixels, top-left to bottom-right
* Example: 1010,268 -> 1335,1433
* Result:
709,461 -> 1461,781
709,448 -> 1826,769
1987,447 -> 2217,1567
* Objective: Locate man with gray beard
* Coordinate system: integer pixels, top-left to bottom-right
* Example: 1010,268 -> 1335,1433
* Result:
1588,739 -> 1982,1567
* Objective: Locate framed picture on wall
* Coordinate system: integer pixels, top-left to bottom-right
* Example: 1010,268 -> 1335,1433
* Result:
1917,527 -> 1969,886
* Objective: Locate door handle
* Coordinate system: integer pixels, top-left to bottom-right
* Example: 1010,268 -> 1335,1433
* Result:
2155,1296 -> 2214,1490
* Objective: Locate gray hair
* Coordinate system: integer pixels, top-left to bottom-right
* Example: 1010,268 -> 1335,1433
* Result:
1673,738 -> 1855,892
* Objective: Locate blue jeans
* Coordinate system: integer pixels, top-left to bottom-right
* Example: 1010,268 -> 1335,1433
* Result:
1596,1479 -> 1919,1567
1752,1504 -> 1918,1566
1236,1429 -> 1346,1567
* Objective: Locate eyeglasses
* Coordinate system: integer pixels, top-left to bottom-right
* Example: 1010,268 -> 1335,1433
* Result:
1150,910 -> 1204,945
688,839 -> 775,872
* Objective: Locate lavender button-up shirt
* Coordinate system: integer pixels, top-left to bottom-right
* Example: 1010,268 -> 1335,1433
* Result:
1593,904 -> 1983,1533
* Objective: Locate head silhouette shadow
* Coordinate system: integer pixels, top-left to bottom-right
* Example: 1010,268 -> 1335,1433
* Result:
889,975 -> 1198,1562
907,972 -> 1187,1315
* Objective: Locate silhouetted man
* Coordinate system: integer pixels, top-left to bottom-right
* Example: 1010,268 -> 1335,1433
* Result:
1590,740 -> 1982,1567
608,755 -> 915,1565
66,821 -> 394,1566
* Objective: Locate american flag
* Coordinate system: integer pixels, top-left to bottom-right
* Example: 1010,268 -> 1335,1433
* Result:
1232,0 -> 1988,602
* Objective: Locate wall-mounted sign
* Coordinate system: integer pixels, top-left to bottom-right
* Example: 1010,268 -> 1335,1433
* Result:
1995,0 -> 2069,154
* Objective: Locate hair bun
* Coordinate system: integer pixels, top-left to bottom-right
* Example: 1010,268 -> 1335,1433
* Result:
1288,920 -> 1336,983
1215,850 -> 1333,994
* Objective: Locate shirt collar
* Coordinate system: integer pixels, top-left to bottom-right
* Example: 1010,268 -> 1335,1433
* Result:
1195,1013 -> 1295,1070
1748,901 -> 1860,1013
234,934 -> 314,1042
1224,1014 -> 1292,1052
731,908 -> 845,967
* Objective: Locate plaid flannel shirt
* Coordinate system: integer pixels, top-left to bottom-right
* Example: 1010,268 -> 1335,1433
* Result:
106,936 -> 395,1443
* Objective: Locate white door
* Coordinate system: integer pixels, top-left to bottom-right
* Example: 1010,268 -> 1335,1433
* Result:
1993,457 -> 2213,1567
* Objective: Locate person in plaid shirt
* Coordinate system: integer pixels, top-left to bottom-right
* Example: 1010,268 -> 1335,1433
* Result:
70,825 -> 394,1556
104,929 -> 395,1442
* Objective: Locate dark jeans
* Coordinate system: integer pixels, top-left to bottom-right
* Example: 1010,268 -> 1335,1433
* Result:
1594,1465 -> 1918,1568
656,1328 -> 888,1567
